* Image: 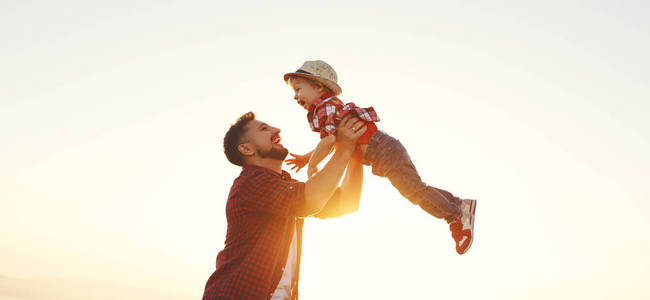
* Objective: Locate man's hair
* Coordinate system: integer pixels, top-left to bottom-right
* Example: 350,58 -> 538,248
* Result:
287,76 -> 334,95
223,112 -> 256,166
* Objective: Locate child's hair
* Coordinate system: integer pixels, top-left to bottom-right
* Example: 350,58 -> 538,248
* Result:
287,76 -> 334,95
223,112 -> 256,166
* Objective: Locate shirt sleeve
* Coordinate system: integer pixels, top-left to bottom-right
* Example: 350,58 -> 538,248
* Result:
240,171 -> 306,216
319,103 -> 338,138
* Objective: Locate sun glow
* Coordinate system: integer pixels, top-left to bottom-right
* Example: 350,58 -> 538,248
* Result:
2,1 -> 650,299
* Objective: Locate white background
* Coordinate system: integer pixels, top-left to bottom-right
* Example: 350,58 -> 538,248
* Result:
1,1 -> 649,299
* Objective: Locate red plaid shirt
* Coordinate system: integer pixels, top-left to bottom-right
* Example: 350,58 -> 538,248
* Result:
203,165 -> 357,300
307,93 -> 379,143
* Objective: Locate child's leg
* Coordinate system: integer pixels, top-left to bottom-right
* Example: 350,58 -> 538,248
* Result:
363,131 -> 462,223
434,188 -> 463,207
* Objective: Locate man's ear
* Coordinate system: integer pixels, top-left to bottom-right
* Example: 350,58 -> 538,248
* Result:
237,143 -> 254,157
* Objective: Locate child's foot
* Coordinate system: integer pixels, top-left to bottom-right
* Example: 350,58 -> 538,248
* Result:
449,199 -> 477,254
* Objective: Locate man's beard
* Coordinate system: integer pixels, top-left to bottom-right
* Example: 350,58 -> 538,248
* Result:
257,146 -> 288,161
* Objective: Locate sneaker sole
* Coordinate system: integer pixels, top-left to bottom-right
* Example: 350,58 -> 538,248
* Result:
463,200 -> 477,254
456,199 -> 476,255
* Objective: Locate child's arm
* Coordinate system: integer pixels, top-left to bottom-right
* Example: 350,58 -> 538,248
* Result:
285,151 -> 313,172
307,135 -> 336,178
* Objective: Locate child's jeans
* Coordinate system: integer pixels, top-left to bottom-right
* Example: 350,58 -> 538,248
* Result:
362,131 -> 462,223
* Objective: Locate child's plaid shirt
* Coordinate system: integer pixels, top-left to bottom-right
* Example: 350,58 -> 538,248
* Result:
307,94 -> 379,140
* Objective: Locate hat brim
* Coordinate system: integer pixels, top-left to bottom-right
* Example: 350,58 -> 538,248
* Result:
284,72 -> 342,96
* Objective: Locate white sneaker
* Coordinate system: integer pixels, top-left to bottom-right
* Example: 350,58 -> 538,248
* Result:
449,199 -> 476,254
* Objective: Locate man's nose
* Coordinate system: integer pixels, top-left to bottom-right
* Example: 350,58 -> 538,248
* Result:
293,93 -> 298,100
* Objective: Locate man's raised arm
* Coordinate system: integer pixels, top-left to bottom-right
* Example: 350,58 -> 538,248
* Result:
295,116 -> 366,217
313,153 -> 364,219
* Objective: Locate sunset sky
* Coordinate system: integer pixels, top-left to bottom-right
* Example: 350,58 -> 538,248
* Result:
1,1 -> 649,299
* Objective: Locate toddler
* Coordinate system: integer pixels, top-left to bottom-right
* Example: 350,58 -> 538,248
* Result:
284,60 -> 477,254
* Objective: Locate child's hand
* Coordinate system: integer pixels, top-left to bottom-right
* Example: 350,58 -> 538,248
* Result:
285,153 -> 309,172
307,164 -> 318,178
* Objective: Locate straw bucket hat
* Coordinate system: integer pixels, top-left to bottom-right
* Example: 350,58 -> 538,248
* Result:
283,60 -> 342,96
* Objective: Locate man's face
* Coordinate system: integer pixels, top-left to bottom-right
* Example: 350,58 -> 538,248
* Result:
242,120 -> 288,161
290,77 -> 323,110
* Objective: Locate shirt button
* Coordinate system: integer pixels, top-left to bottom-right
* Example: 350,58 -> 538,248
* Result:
289,186 -> 293,190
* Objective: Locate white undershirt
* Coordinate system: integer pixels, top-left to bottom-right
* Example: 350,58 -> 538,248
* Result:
271,222 -> 298,300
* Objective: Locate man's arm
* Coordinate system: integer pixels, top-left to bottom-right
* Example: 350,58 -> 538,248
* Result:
307,135 -> 335,177
339,154 -> 363,213
295,116 -> 366,217
313,151 -> 364,219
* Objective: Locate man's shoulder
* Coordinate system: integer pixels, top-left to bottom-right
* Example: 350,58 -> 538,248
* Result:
230,167 -> 266,190
226,170 -> 263,210
229,166 -> 294,194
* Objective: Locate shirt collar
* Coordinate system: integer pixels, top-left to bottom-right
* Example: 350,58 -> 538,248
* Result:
307,92 -> 334,113
242,164 -> 292,180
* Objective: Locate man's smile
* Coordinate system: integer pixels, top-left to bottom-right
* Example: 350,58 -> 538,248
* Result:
271,135 -> 282,145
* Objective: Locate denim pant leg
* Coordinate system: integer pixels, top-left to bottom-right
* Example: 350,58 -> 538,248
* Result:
363,131 -> 462,222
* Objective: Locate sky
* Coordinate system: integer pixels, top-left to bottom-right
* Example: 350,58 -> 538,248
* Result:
1,1 -> 649,299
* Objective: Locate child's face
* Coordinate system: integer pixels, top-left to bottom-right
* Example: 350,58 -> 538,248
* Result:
290,77 -> 324,111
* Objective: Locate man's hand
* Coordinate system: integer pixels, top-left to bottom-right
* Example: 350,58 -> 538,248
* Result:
335,115 -> 367,153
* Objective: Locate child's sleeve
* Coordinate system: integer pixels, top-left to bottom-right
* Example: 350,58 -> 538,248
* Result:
319,103 -> 339,139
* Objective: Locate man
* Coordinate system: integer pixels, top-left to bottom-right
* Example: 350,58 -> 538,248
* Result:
203,112 -> 367,300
